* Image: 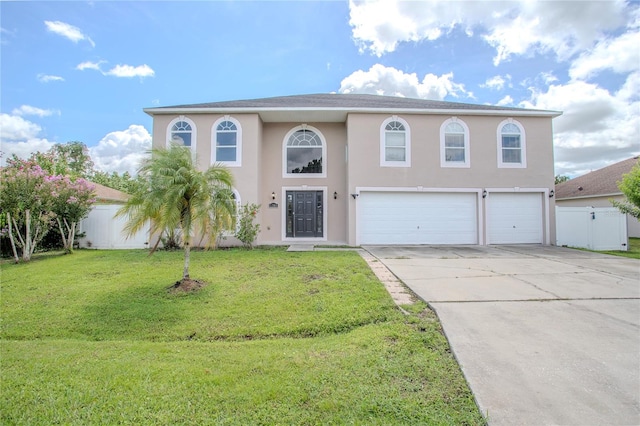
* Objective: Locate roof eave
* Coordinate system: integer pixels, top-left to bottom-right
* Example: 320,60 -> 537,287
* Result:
143,106 -> 562,120
556,192 -> 623,201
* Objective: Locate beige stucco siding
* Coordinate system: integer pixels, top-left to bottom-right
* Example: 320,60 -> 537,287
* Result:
150,108 -> 557,246
346,113 -> 556,245
258,122 -> 348,244
345,113 -> 555,188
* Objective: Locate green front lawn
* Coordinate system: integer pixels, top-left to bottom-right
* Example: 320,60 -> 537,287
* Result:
0,249 -> 484,425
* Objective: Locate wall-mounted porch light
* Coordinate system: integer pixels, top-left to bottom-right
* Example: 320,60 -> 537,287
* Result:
271,192 -> 276,200
333,191 -> 338,200
549,190 -> 555,198
482,189 -> 487,198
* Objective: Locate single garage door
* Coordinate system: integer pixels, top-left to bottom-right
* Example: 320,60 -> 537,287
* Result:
358,192 -> 478,245
487,192 -> 543,244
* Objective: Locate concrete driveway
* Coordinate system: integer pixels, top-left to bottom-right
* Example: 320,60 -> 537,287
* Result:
364,245 -> 640,426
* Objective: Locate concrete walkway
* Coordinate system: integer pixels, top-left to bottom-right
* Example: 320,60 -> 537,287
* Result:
364,245 -> 640,426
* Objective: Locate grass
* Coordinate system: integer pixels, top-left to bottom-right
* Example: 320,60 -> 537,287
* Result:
574,237 -> 640,259
597,237 -> 640,259
0,248 -> 484,425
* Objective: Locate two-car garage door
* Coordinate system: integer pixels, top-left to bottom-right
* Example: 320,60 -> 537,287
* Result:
357,191 -> 544,245
358,192 -> 478,245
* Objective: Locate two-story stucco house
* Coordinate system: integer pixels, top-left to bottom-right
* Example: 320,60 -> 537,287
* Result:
144,93 -> 561,247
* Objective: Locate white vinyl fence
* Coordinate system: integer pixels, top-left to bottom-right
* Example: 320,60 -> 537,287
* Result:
556,207 -> 628,251
78,204 -> 149,249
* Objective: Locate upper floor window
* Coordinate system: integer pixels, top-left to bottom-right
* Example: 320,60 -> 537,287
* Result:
497,119 -> 526,168
380,116 -> 410,167
212,116 -> 242,166
440,117 -> 470,168
283,125 -> 326,178
167,116 -> 196,154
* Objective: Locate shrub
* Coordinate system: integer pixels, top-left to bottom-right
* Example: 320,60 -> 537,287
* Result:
235,203 -> 260,249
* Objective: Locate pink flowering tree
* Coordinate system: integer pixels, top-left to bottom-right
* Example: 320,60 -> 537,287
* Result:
0,158 -> 97,261
47,175 -> 96,253
0,160 -> 56,262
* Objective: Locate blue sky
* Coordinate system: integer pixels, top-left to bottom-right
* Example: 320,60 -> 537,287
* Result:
1,0 -> 638,177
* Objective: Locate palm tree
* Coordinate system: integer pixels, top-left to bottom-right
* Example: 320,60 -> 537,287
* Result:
117,144 -> 235,284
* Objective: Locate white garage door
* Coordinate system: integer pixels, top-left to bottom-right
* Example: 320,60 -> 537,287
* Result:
487,193 -> 543,244
358,192 -> 478,245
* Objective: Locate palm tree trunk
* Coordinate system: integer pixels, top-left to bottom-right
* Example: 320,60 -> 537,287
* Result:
183,239 -> 190,280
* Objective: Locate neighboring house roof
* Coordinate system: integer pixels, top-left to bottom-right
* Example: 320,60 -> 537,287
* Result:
555,157 -> 639,200
91,182 -> 130,203
144,93 -> 561,122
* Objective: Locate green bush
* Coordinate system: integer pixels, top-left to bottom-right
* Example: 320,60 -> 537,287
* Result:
235,203 -> 260,249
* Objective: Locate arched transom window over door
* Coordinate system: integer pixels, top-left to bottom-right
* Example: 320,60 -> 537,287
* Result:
284,126 -> 326,177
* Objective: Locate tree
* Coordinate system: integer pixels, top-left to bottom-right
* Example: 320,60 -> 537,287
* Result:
48,176 -> 96,253
92,170 -> 145,194
612,161 -> 640,219
116,144 -> 235,285
0,159 -> 98,261
19,141 -> 94,179
555,175 -> 570,184
0,160 -> 56,262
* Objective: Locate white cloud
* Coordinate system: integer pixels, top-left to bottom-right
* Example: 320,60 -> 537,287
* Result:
105,64 -> 155,79
12,105 -> 60,117
37,74 -> 64,83
339,64 -> 469,100
76,60 -> 105,71
0,114 -> 54,165
348,0 -> 629,64
90,125 -> 152,174
521,77 -> 640,176
76,61 -> 155,79
617,71 -> 640,102
496,95 -> 513,106
44,20 -> 95,47
481,74 -> 511,91
569,30 -> 640,80
0,113 -> 43,141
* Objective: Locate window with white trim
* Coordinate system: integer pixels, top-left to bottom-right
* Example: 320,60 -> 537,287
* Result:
497,119 -> 526,168
440,117 -> 470,168
380,116 -> 410,167
167,116 -> 196,154
212,116 -> 242,166
283,125 -> 326,178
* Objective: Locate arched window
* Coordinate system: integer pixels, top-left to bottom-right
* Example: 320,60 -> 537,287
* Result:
497,119 -> 526,168
440,117 -> 470,168
218,188 -> 242,235
283,125 -> 326,178
212,116 -> 242,166
167,116 -> 196,154
380,116 -> 410,167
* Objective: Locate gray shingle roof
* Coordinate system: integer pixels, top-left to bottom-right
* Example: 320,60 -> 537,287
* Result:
146,93 -> 559,115
555,157 -> 639,199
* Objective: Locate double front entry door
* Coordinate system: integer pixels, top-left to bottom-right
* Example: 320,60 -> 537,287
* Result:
286,191 -> 323,238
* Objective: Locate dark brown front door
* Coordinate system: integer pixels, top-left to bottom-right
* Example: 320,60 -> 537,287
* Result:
286,191 -> 323,238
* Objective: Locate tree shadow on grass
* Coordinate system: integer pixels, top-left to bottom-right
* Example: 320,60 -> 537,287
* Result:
74,283 -> 196,342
